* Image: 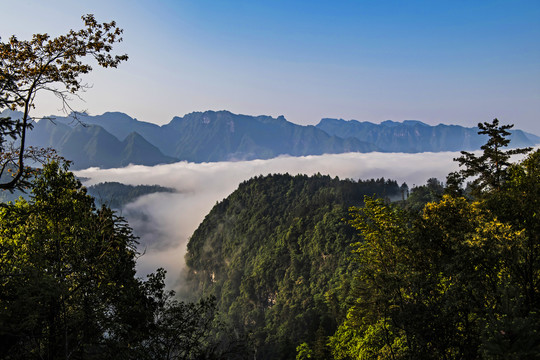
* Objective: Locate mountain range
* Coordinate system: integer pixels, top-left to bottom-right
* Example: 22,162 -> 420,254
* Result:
2,110 -> 539,169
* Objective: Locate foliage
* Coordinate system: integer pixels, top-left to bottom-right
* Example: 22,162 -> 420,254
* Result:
0,161 -> 148,358
329,122 -> 540,359
330,194 -> 531,359
135,269 -> 227,360
185,173 -> 401,359
452,119 -> 531,194
402,177 -> 444,213
0,162 -> 227,359
0,15 -> 127,190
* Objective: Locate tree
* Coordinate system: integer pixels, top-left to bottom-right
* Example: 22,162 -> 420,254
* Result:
137,272 -> 221,360
0,161 -> 151,358
330,195 -> 529,359
330,122 -> 540,359
0,15 -> 128,191
452,119 -> 531,194
0,162 -> 230,359
404,177 -> 444,213
484,149 -> 540,313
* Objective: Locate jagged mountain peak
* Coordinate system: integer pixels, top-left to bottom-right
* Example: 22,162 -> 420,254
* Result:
13,109 -> 540,168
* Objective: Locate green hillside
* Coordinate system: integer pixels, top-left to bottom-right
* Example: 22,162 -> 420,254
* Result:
86,182 -> 175,209
184,173 -> 402,359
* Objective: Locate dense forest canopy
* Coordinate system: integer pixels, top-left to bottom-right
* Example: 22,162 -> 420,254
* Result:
0,162 -> 231,359
328,122 -> 540,360
183,120 -> 540,360
2,117 -> 536,359
0,17 -> 228,360
184,173 -> 402,358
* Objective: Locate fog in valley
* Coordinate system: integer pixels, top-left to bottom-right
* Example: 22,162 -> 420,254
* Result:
77,151 -> 462,289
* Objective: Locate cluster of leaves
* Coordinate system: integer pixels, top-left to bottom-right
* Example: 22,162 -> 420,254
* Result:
0,162 -> 226,360
0,14 -> 128,191
328,120 -> 540,359
185,173 -> 402,359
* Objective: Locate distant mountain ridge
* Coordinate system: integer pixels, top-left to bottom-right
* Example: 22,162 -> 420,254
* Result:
1,109 -> 539,169
27,110 -> 378,167
26,118 -> 177,169
316,118 -> 540,153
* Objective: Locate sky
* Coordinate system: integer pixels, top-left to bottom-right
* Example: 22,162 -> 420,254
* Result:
1,0 -> 539,134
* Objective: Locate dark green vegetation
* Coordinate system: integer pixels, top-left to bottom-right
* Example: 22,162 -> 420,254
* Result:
328,135 -> 540,359
0,162 -> 227,359
0,181 -> 173,210
185,173 -> 402,359
184,120 -> 540,359
0,17 -> 234,360
3,16 -> 540,360
3,108 -> 538,169
86,182 -> 175,209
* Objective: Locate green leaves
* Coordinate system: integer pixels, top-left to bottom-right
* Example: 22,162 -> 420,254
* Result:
331,146 -> 540,359
0,15 -> 127,191
185,174 -> 401,358
0,161 -> 141,358
453,119 -> 532,194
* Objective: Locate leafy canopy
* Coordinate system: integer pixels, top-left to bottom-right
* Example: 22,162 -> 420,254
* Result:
0,14 -> 128,191
452,119 -> 531,194
329,121 -> 540,360
0,161 -> 228,359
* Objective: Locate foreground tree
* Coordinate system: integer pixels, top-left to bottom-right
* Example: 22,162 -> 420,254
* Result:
330,121 -> 540,359
0,15 -> 128,191
0,162 -> 227,359
0,161 -> 150,358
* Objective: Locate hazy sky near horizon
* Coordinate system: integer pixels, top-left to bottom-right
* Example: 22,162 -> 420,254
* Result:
1,0 -> 539,134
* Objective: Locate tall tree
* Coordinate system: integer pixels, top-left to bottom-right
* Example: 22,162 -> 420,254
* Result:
330,121 -> 540,359
452,119 -> 531,194
0,161 -> 234,359
0,161 -> 149,358
0,15 -> 128,191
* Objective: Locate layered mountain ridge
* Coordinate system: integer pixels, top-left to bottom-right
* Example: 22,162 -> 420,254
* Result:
316,118 -> 539,153
2,109 -> 538,169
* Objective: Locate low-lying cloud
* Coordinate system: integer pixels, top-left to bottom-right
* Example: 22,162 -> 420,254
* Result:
76,151 -> 461,289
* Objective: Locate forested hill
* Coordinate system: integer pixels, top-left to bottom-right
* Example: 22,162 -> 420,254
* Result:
86,182 -> 175,210
184,173 -> 402,359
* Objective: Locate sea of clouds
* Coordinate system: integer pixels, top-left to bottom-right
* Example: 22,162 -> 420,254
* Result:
76,151 -> 462,289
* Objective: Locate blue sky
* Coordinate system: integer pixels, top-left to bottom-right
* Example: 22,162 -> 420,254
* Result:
1,0 -> 539,134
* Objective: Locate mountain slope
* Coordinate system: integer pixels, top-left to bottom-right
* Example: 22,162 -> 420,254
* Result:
26,120 -> 177,169
184,173 -> 402,359
33,110 -> 378,163
316,118 -> 540,152
86,182 -> 175,209
162,111 -> 377,161
4,109 -> 539,168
